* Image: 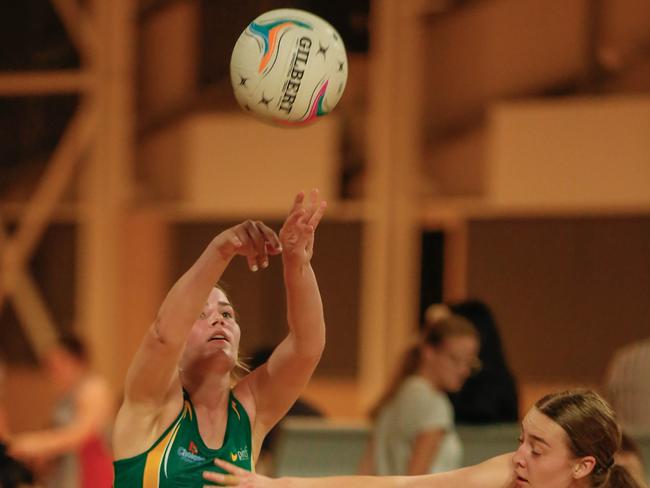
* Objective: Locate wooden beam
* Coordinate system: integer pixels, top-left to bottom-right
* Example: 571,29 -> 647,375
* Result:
0,70 -> 92,96
10,271 -> 58,356
9,100 -> 97,270
50,0 -> 97,61
0,101 -> 95,359
359,0 -> 427,408
77,0 -> 135,385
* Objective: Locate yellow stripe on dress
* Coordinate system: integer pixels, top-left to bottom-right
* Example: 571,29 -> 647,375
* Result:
142,401 -> 191,487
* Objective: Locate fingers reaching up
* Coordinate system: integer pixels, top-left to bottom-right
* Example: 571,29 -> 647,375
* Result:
280,189 -> 327,265
214,189 -> 325,273
217,220 -> 282,272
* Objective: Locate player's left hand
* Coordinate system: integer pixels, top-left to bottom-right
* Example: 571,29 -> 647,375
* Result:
203,458 -> 279,487
279,189 -> 327,266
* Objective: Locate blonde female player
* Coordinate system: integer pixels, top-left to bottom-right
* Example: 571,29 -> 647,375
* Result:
112,190 -> 327,487
206,390 -> 644,488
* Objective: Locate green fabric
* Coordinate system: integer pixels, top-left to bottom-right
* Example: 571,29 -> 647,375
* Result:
114,390 -> 253,487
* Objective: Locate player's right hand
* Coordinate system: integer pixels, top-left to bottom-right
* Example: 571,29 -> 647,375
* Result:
215,220 -> 282,272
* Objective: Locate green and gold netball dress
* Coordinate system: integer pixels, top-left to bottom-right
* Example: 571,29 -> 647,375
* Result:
114,390 -> 253,487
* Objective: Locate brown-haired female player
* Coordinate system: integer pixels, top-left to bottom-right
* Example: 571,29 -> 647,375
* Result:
207,389 -> 644,488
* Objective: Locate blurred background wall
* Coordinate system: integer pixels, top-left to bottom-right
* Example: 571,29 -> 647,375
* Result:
1,0 -> 649,429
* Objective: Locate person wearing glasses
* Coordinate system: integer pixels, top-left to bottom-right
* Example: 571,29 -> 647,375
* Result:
357,315 -> 481,476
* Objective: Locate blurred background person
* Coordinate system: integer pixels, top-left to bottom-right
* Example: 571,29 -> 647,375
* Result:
8,334 -> 114,488
426,300 -> 519,424
0,357 -> 36,488
604,336 -> 650,433
359,314 -> 480,475
615,432 -> 648,487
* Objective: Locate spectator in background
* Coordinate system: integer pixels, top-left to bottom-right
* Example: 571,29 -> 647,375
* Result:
615,433 -> 647,487
427,300 -> 519,424
604,337 -> 650,433
0,357 -> 35,488
9,333 -> 114,488
359,315 -> 480,475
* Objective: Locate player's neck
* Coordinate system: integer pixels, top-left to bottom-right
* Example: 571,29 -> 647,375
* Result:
182,369 -> 231,409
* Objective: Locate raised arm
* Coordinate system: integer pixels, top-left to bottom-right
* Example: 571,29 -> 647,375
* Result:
124,221 -> 279,405
113,220 -> 281,456
237,190 -> 327,442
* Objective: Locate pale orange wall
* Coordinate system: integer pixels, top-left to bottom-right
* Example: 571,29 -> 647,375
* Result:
424,127 -> 487,197
113,211 -> 172,392
424,0 -> 590,131
487,97 -> 650,208
4,367 -> 57,432
466,216 -> 650,385
140,113 -> 341,214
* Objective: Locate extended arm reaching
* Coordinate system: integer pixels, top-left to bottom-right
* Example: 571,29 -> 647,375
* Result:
237,190 -> 327,443
204,454 -> 515,488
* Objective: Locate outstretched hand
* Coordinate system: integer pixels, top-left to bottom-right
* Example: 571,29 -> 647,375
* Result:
215,220 -> 282,272
203,458 -> 279,487
280,189 -> 327,266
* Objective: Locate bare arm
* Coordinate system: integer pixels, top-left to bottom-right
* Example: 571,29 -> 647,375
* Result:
9,376 -> 112,461
205,454 -> 515,488
122,221 -> 280,407
237,191 -> 327,441
407,430 -> 444,475
357,437 -> 376,475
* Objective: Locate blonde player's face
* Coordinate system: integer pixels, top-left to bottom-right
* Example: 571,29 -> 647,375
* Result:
429,335 -> 480,392
512,408 -> 581,488
183,287 -> 241,370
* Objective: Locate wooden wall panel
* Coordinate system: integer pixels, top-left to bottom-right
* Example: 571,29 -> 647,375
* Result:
466,215 -> 650,383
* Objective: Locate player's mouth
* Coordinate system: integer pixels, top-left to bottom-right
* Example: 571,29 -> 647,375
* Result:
208,333 -> 229,343
515,474 -> 529,486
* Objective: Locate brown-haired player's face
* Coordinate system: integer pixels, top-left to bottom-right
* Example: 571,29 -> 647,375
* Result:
183,287 -> 241,370
512,408 -> 578,488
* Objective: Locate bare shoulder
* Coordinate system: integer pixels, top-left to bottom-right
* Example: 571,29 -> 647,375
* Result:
233,372 -> 258,423
233,372 -> 266,456
112,385 -> 184,460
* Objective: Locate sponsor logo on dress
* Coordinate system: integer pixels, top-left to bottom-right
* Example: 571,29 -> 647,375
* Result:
230,447 -> 250,462
188,441 -> 199,455
177,446 -> 205,463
